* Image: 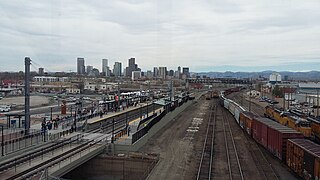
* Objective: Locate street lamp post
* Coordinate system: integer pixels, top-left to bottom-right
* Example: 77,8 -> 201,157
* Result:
153,100 -> 155,115
111,118 -> 115,143
70,105 -> 73,117
50,107 -> 53,121
140,104 -> 142,120
74,109 -> 77,132
1,125 -> 4,156
146,102 -> 148,118
249,84 -> 252,112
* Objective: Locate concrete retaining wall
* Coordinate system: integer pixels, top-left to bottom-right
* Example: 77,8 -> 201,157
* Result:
63,153 -> 158,180
114,93 -> 202,153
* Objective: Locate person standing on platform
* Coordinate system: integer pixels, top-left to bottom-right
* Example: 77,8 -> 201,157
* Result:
128,126 -> 131,136
99,110 -> 103,118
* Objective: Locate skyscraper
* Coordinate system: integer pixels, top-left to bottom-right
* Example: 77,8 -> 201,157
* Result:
159,67 -> 167,79
177,66 -> 181,79
38,67 -> 44,75
113,62 -> 122,77
77,57 -> 85,75
146,70 -> 152,78
182,67 -> 190,78
153,67 -> 159,78
106,67 -> 111,77
125,57 -> 140,77
169,70 -> 174,77
129,58 -> 135,66
86,65 -> 93,74
102,59 -> 108,74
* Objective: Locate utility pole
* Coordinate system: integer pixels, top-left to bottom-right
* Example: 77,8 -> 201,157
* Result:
249,84 -> 252,112
283,88 -> 286,110
111,118 -> 114,143
1,125 -> 4,156
117,81 -> 120,112
50,107 -> 53,121
24,57 -> 31,134
74,109 -> 77,132
317,90 -> 319,117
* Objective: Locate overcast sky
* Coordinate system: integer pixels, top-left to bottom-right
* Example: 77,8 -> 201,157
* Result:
1,0 -> 320,72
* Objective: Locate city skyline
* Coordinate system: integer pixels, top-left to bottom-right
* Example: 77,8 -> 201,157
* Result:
1,1 -> 320,72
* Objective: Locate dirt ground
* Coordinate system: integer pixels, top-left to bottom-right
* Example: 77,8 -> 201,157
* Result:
0,95 -> 50,108
139,97 -> 211,180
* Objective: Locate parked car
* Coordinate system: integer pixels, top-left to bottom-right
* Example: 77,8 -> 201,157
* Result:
1,105 -> 11,109
266,99 -> 279,104
0,107 -> 10,112
83,97 -> 91,100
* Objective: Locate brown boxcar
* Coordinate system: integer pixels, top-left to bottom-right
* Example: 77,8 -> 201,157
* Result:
239,111 -> 255,135
286,139 -> 320,180
252,117 -> 304,160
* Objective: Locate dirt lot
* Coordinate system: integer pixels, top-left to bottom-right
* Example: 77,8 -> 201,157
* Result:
0,95 -> 50,108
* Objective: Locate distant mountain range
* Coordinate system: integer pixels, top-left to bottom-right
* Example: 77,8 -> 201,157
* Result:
193,71 -> 320,81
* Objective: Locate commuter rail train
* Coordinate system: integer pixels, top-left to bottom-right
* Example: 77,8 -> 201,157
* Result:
264,105 -> 312,138
220,89 -> 320,180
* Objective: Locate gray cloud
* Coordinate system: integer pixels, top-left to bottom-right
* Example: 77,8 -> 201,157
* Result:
0,0 -> 320,72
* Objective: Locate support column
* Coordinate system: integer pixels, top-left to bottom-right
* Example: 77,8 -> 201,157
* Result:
24,57 -> 31,134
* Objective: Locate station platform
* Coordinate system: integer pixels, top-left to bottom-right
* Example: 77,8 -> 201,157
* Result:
115,107 -> 163,145
28,102 -> 152,138
87,102 -> 151,124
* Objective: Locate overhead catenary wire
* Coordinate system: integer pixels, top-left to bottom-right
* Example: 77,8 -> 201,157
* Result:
30,59 -> 53,73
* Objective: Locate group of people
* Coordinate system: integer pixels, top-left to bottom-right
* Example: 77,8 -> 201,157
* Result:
41,116 -> 60,131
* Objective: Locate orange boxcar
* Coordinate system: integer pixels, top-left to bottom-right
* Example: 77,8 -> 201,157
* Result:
239,111 -> 255,135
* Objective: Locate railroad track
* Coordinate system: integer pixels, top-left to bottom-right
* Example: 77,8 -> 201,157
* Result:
226,92 -> 279,180
242,130 -> 280,180
2,137 -> 103,180
229,94 -> 262,116
196,102 -> 216,180
221,108 -> 244,180
0,136 -> 81,173
8,139 -> 99,180
0,133 -> 103,179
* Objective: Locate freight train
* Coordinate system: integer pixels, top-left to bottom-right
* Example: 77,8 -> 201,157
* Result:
205,90 -> 220,100
264,105 -> 312,137
220,89 -> 320,180
289,109 -> 320,143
